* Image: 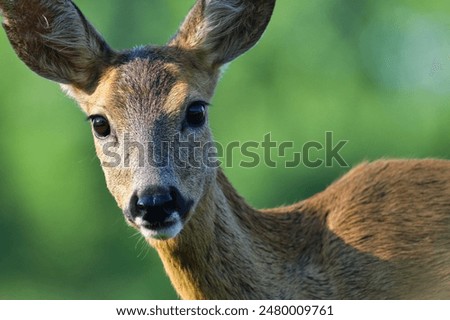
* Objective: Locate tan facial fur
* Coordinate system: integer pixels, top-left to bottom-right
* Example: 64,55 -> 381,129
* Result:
2,0 -> 449,300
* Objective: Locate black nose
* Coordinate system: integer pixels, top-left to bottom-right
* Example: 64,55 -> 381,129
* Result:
136,193 -> 175,213
132,187 -> 182,227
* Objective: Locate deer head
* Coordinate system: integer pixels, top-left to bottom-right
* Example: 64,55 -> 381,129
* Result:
0,0 -> 276,240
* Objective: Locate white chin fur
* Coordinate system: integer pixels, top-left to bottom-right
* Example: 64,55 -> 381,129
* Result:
135,213 -> 183,240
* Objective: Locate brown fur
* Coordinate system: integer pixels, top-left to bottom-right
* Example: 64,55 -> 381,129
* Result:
153,161 -> 450,299
0,0 -> 115,92
170,0 -> 276,66
1,0 -> 449,299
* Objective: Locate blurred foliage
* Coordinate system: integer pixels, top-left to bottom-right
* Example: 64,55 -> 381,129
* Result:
0,0 -> 449,299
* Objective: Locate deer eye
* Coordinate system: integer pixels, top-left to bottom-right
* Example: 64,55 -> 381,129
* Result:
89,115 -> 111,138
186,101 -> 207,128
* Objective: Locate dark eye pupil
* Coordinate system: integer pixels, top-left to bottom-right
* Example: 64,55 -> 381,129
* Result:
186,102 -> 206,127
91,116 -> 111,137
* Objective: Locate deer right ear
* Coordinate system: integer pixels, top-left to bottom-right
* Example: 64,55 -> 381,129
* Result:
0,0 -> 116,93
169,0 -> 276,68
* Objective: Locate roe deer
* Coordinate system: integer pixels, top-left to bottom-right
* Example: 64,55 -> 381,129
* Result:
1,0 -> 449,299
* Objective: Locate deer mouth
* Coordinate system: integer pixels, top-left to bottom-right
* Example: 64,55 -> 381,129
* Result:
135,212 -> 185,240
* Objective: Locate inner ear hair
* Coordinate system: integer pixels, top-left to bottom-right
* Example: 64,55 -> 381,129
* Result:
0,0 -> 116,93
169,0 -> 276,67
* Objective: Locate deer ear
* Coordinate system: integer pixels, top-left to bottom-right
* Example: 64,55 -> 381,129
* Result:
0,0 -> 116,93
169,0 -> 275,68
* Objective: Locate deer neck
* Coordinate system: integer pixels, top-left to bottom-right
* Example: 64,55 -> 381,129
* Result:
150,169 -> 272,299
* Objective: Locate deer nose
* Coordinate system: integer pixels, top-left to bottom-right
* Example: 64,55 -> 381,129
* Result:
136,193 -> 173,213
133,188 -> 178,227
136,193 -> 174,213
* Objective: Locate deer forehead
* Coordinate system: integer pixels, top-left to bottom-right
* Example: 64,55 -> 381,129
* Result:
78,47 -> 218,129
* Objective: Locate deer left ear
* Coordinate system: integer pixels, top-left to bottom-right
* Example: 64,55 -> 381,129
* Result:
0,0 -> 116,94
169,0 -> 276,68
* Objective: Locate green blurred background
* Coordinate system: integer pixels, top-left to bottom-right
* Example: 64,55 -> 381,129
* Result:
0,0 -> 449,299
